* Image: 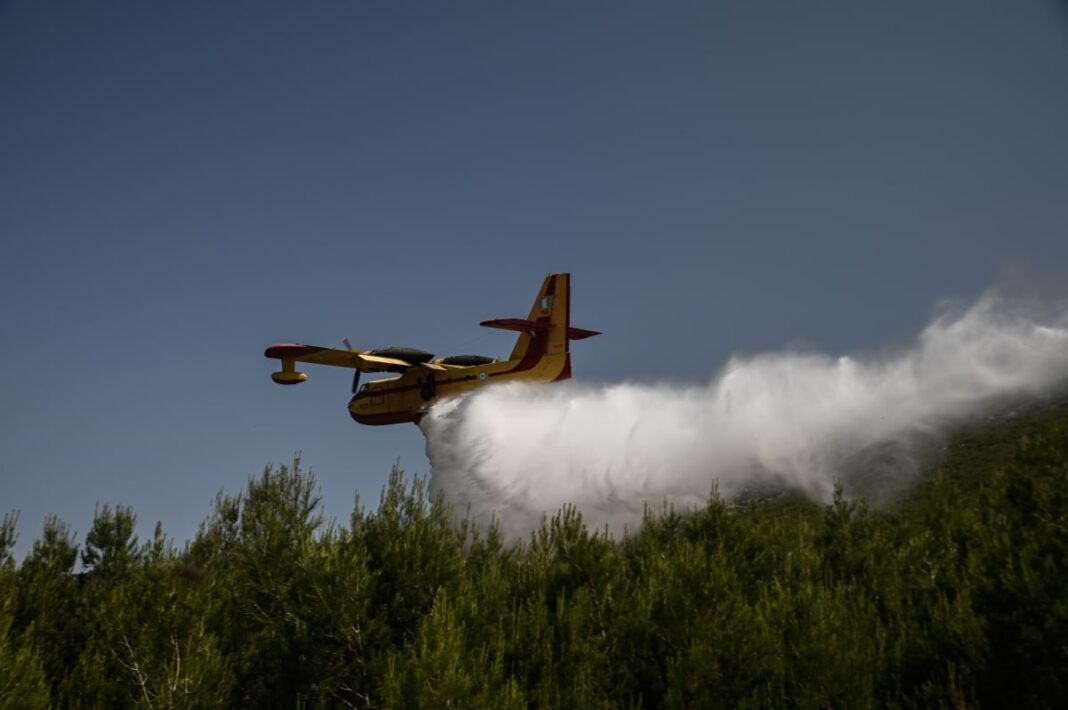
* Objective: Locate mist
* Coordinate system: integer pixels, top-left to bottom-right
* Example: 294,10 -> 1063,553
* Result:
420,295 -> 1068,539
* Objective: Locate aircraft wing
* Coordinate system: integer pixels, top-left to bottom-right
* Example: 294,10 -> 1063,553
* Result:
358,352 -> 447,371
264,343 -> 411,373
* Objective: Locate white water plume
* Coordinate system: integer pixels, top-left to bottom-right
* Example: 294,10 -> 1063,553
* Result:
420,295 -> 1068,539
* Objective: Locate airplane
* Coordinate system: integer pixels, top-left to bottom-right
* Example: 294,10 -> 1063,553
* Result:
264,273 -> 600,425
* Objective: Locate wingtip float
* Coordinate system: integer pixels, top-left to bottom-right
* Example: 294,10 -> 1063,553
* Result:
264,273 -> 600,426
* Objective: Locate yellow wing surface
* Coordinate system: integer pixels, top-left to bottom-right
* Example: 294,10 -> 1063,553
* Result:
264,344 -> 445,384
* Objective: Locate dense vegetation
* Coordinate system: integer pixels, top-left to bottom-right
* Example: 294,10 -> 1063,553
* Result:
2,402 -> 1067,708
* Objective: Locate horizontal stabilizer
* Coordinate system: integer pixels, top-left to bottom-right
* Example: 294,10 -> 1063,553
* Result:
478,320 -> 601,340
567,327 -> 601,340
480,318 -> 552,333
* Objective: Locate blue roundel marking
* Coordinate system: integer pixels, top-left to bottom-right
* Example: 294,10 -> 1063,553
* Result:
478,372 -> 488,381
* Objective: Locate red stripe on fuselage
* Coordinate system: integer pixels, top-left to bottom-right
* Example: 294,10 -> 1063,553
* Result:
563,273 -> 570,353
489,330 -> 549,379
553,352 -> 572,381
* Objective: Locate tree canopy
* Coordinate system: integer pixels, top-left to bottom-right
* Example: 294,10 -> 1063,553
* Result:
2,408 -> 1067,708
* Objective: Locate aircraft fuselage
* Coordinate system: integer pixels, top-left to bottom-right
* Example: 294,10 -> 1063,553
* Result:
348,351 -> 571,425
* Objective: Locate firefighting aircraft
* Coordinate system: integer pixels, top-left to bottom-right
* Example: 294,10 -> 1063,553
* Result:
264,273 -> 600,425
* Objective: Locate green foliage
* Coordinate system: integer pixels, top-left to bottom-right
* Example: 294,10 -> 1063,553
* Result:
3,405 -> 1068,707
14,515 -> 80,706
0,603 -> 50,709
0,513 -> 50,708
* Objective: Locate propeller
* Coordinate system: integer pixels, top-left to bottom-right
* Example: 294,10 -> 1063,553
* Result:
342,338 -> 360,393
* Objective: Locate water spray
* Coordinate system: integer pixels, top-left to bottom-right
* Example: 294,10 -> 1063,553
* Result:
421,295 -> 1068,539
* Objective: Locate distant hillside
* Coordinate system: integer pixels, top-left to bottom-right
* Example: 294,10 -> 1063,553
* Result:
913,387 -> 1068,496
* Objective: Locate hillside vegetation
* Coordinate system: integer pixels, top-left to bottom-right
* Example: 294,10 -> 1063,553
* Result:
2,399 -> 1067,708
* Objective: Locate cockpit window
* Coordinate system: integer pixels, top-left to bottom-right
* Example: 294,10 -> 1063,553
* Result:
359,383 -> 370,393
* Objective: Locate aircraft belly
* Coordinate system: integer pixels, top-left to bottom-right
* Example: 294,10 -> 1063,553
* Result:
349,410 -> 423,425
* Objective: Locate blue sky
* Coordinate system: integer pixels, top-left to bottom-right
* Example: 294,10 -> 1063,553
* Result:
2,1 -> 1066,559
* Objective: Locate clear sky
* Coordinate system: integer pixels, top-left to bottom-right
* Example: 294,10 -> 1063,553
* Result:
2,1 -> 1067,559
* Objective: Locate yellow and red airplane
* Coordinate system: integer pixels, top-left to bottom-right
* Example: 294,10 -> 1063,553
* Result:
264,273 -> 599,425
